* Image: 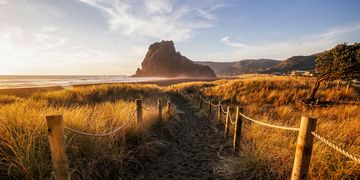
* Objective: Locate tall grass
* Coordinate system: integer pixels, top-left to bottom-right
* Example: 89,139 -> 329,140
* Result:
176,75 -> 360,179
0,84 -> 164,179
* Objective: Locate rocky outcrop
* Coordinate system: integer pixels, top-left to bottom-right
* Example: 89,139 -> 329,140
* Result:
133,40 -> 216,77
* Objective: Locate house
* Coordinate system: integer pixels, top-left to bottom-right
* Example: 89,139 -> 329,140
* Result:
291,70 -> 314,77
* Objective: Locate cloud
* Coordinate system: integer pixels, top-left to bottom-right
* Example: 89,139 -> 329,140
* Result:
220,37 -> 249,48
35,33 -> 67,49
78,0 -> 224,41
42,26 -> 57,32
0,0 -> 7,5
220,23 -> 360,60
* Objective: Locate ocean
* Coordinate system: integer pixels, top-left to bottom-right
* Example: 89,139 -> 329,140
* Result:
0,75 -> 164,89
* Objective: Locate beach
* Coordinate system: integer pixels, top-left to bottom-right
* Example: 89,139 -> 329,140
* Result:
0,76 -> 223,96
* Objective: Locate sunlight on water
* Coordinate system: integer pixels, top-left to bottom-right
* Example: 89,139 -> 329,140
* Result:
0,75 -> 165,89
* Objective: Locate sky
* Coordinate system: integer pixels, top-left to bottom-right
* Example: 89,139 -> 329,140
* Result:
0,0 -> 359,75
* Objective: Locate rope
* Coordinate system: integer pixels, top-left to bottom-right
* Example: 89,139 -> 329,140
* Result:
142,104 -> 157,111
238,112 -> 300,131
64,110 -> 136,137
227,109 -> 237,125
352,84 -> 360,88
211,102 -> 220,107
200,96 -> 211,104
220,104 -> 227,114
311,131 -> 360,163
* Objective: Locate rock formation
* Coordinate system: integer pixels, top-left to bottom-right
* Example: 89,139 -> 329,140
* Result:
133,40 -> 216,77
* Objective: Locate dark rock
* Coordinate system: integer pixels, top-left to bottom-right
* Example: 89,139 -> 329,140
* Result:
133,40 -> 216,77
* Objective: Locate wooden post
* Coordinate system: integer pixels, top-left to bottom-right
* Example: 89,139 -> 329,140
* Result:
191,94 -> 194,104
158,99 -> 162,121
199,97 -> 203,109
217,101 -> 221,124
135,99 -> 143,124
224,106 -> 230,139
167,100 -> 171,116
233,107 -> 243,154
291,116 -> 317,180
208,101 -> 212,115
346,81 -> 351,93
46,115 -> 70,180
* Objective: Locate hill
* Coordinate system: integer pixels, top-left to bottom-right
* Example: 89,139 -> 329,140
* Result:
196,55 -> 317,76
261,55 -> 317,73
133,40 -> 216,78
196,59 -> 280,76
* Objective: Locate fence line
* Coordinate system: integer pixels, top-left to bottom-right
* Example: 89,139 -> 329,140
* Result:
220,104 -> 227,114
352,83 -> 360,88
64,109 -> 136,137
238,112 -> 300,131
200,95 -> 211,104
196,94 -> 359,179
46,97 -> 171,180
142,104 -> 158,111
211,101 -> 220,107
311,131 -> 360,163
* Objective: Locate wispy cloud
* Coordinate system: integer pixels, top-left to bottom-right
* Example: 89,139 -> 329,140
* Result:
35,33 -> 67,49
220,23 -> 360,60
220,36 -> 249,49
42,26 -> 57,32
78,0 -> 225,41
0,0 -> 7,5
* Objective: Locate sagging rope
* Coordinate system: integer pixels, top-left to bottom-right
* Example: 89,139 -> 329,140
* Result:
142,104 -> 157,111
200,95 -> 211,104
211,102 -> 220,107
64,109 -> 136,137
311,131 -> 360,163
227,109 -> 237,125
238,112 -> 300,131
220,104 -> 227,114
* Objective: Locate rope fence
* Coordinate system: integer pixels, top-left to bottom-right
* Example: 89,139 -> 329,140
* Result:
64,109 -> 136,137
311,131 -> 360,163
45,97 -> 171,180
238,112 -> 300,131
194,94 -> 360,180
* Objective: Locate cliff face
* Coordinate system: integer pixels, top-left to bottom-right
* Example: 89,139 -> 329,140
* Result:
133,40 -> 216,77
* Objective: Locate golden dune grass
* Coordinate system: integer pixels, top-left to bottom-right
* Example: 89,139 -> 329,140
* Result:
0,84 -> 164,179
174,75 -> 360,179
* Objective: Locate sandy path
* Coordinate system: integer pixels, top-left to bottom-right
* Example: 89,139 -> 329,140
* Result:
141,95 -> 226,179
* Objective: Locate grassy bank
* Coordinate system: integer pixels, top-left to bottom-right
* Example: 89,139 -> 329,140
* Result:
0,84 -> 165,179
172,75 -> 360,179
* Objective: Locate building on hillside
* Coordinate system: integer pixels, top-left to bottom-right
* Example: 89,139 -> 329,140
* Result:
291,70 -> 314,77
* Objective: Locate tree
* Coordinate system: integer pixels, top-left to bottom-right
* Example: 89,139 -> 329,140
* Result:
306,43 -> 360,103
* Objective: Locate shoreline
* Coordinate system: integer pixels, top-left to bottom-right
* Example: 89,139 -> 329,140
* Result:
0,77 -> 234,97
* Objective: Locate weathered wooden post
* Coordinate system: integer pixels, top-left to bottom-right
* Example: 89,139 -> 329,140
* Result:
208,101 -> 212,116
158,99 -> 162,121
346,81 -> 352,93
46,115 -> 70,180
217,101 -> 221,124
291,116 -> 317,180
233,106 -> 243,154
135,99 -> 143,124
199,97 -> 203,109
224,106 -> 230,139
166,100 -> 171,117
